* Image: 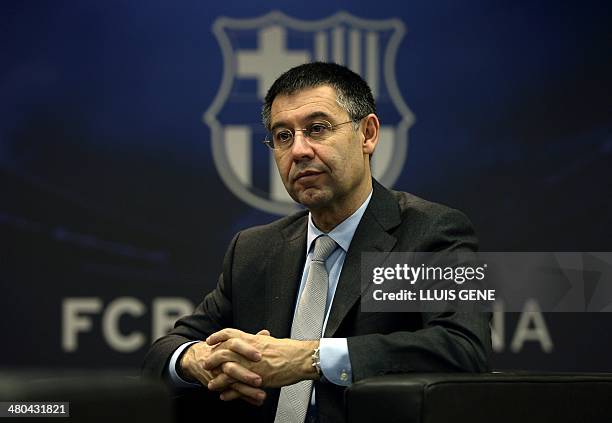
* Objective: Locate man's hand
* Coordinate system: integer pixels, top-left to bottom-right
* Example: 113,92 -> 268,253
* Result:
179,333 -> 268,406
204,328 -> 320,391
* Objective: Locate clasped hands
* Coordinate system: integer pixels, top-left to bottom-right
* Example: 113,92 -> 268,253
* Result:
180,328 -> 320,406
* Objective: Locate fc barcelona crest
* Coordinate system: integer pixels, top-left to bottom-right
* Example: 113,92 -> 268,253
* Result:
204,10 -> 414,215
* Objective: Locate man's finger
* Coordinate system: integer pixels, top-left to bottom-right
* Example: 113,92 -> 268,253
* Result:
207,372 -> 237,392
222,338 -> 262,362
206,328 -> 244,345
219,361 -> 262,387
227,382 -> 266,403
219,389 -> 265,406
256,329 -> 271,336
204,348 -> 243,370
218,389 -> 241,402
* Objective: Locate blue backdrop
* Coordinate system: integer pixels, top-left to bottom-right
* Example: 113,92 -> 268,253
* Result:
1,0 -> 611,372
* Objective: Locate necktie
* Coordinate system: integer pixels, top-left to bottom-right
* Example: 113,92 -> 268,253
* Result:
274,235 -> 338,423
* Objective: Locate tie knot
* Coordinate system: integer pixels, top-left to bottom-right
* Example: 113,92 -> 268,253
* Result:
312,235 -> 337,262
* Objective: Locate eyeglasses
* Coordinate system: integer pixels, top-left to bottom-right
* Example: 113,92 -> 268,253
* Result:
263,119 -> 361,150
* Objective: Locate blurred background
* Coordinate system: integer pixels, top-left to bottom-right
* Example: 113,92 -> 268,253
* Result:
1,0 -> 611,375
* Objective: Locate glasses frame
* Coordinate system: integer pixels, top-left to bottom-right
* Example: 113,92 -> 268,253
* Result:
263,117 -> 365,150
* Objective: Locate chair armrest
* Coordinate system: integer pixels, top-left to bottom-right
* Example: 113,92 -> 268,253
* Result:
345,372 -> 612,423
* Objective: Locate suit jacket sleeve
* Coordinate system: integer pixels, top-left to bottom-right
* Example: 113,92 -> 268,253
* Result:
141,232 -> 239,379
346,208 -> 492,381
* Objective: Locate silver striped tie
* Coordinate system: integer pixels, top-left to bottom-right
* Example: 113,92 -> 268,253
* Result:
274,235 -> 337,423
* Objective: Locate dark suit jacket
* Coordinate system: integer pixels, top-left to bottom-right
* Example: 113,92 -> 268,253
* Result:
142,180 -> 491,422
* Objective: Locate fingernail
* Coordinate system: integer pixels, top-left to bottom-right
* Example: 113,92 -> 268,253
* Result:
219,393 -> 226,401
254,352 -> 262,360
207,382 -> 213,389
257,392 -> 265,400
253,377 -> 261,386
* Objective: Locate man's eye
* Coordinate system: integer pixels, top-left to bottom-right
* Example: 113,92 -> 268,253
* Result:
308,123 -> 328,135
275,131 -> 292,143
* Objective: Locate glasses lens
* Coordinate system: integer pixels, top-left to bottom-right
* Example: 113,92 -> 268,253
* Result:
307,122 -> 332,140
270,129 -> 292,149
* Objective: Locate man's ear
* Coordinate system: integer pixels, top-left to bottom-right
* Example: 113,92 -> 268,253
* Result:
362,114 -> 380,156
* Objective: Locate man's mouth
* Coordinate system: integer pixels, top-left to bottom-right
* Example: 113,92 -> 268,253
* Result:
294,170 -> 323,182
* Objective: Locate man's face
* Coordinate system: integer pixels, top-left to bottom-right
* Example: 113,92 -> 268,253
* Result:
269,85 -> 370,211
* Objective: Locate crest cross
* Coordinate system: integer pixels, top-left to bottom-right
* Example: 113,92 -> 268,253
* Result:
236,26 -> 311,99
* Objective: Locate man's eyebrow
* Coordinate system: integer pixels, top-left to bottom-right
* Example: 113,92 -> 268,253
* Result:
269,111 -> 335,132
303,111 -> 334,122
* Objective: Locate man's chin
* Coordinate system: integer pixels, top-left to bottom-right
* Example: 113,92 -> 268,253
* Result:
293,187 -> 332,209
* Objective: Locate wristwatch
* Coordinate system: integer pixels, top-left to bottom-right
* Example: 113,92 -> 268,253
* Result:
311,347 -> 322,376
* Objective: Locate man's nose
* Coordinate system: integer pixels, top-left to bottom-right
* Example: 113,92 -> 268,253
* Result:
290,130 -> 315,160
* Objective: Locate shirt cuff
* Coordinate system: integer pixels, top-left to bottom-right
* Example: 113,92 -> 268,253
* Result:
319,338 -> 352,386
168,341 -> 201,388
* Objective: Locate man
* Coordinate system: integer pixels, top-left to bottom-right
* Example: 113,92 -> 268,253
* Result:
143,62 -> 491,422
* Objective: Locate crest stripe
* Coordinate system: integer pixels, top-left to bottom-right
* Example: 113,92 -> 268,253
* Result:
333,27 -> 345,65
315,32 -> 328,61
366,31 -> 379,98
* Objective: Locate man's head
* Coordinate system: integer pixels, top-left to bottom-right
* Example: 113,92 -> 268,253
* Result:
262,62 -> 380,224
262,62 -> 376,130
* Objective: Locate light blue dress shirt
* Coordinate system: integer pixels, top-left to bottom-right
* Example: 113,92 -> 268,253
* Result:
168,191 -> 373,389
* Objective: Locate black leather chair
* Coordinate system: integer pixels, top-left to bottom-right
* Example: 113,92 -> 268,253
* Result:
0,371 -> 173,423
345,373 -> 612,423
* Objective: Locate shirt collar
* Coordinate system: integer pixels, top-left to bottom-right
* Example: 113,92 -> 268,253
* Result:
307,190 -> 373,254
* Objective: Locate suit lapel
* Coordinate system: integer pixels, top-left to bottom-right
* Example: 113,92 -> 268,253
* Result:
324,180 -> 401,337
265,215 -> 308,338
